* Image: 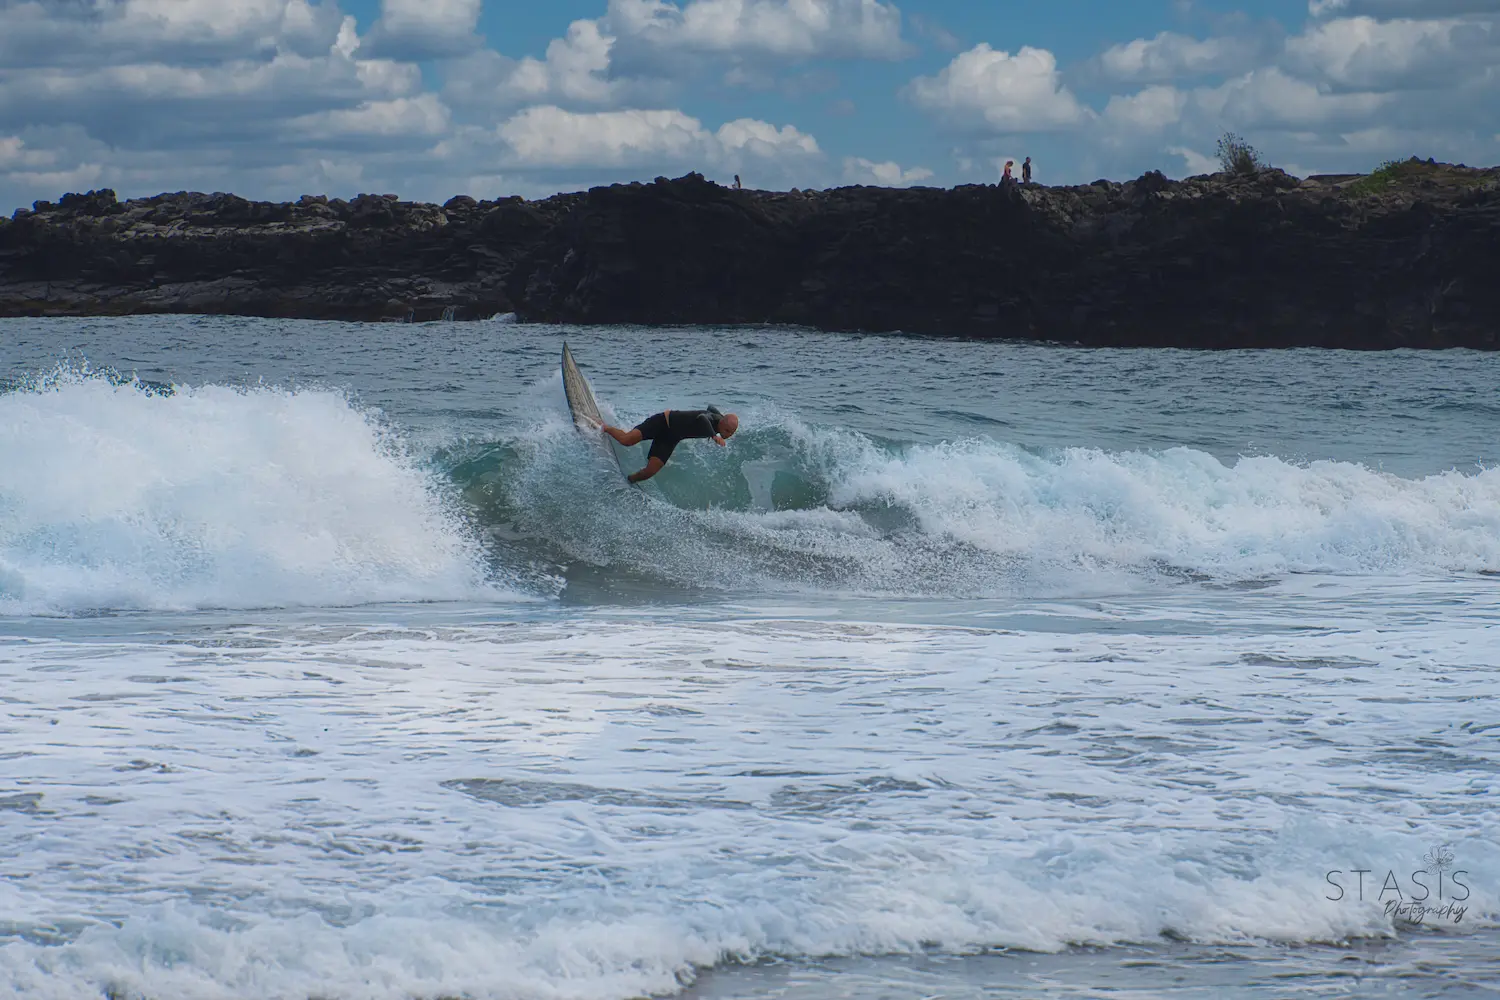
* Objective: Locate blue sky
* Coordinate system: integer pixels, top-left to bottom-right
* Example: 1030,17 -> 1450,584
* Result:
2,0 -> 1497,211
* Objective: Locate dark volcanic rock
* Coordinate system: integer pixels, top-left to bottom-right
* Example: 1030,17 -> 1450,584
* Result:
3,160 -> 1498,347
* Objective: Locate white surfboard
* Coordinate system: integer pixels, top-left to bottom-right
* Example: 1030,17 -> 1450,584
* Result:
561,343 -> 633,482
561,342 -> 603,432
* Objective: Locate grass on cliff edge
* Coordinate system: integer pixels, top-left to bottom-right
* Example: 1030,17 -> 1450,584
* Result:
1340,156 -> 1491,196
1344,157 -> 1422,195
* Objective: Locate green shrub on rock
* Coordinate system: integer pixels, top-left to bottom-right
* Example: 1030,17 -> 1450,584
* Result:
1216,133 -> 1265,176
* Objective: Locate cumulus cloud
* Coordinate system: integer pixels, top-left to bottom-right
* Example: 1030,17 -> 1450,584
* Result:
0,131 -> 101,196
1168,145 -> 1220,175
0,0 -> 350,68
498,107 -> 705,167
841,157 -> 933,186
4,0 -> 1500,211
1098,31 -> 1267,83
444,19 -> 628,112
906,44 -> 1093,132
494,106 -> 819,172
502,19 -> 619,103
0,2 -> 422,146
446,0 -> 907,114
1284,15 -> 1497,90
292,93 -> 451,140
0,0 -> 859,208
0,1 -> 461,207
361,0 -> 482,60
1103,86 -> 1189,132
716,117 -> 821,158
1195,66 -> 1391,128
1059,0 -> 1500,179
605,0 -> 907,62
0,136 -> 39,171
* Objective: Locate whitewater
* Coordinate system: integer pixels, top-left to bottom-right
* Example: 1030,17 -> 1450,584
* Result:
1,317 -> 1497,999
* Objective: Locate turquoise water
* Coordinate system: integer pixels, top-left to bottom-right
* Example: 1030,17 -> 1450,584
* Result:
1,317 -> 1497,999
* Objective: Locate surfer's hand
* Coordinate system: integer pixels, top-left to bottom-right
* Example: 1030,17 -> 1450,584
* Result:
713,435 -> 726,447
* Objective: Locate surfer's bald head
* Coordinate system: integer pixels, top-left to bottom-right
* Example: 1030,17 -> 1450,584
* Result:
719,413 -> 739,438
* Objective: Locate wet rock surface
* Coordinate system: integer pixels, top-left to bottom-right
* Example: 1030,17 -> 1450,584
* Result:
3,162 -> 1498,347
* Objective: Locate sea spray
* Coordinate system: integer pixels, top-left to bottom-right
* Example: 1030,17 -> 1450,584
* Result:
7,371 -> 1500,611
0,370 -> 496,612
466,409 -> 1500,597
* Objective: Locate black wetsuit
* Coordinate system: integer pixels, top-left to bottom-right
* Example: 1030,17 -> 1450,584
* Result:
634,410 -> 720,465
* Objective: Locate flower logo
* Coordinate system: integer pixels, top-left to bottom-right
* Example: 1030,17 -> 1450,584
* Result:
1423,844 -> 1456,875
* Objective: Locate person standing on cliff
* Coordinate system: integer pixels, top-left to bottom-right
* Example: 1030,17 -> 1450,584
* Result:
1002,160 -> 1014,185
600,408 -> 740,483
1022,157 -> 1032,184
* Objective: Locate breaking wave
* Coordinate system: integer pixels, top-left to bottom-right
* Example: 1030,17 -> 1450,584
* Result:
0,370 -> 495,613
459,399 -> 1500,598
4,368 -> 1497,612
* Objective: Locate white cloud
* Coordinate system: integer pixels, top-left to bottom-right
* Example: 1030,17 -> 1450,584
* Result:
1,126 -> 117,209
1062,2 -> 1498,181
605,0 -> 907,61
446,19 -> 624,111
494,106 -> 821,171
907,44 -> 1093,132
452,1 -> 903,113
1195,66 -> 1391,128
362,0 -> 482,60
1099,32 -> 1263,83
0,2 -> 463,209
8,162 -> 105,195
0,0 -> 348,67
1168,145 -> 1219,175
509,20 -> 618,103
497,107 -> 705,167
0,2 -> 419,131
4,0 -> 1499,210
1,54 -> 417,108
451,0 -> 911,112
0,136 -> 56,171
293,94 -> 451,138
842,157 -> 933,186
315,157 -> 364,186
1103,86 -> 1188,131
717,118 -> 820,157
1284,16 -> 1494,90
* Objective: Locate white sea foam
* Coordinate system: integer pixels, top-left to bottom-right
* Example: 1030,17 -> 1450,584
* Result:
1,619 -> 1494,999
7,371 -> 1496,612
497,407 -> 1500,596
0,372 -> 496,612
819,431 -> 1500,576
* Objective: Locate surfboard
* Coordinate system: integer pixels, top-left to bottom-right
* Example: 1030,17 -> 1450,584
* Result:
561,343 -> 633,483
561,342 -> 604,433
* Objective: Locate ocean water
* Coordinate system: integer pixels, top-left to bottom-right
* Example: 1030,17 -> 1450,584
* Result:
1,317 -> 1497,1000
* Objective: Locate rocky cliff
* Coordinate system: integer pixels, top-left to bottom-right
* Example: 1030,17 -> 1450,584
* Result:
3,160 -> 1498,348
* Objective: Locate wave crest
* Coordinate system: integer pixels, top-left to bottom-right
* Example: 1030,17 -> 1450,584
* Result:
0,370 -> 496,613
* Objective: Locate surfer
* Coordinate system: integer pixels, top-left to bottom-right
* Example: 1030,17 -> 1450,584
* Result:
600,408 -> 739,483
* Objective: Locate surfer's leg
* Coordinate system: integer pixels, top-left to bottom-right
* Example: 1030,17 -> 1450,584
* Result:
629,457 -> 666,483
630,435 -> 679,484
602,425 -> 643,446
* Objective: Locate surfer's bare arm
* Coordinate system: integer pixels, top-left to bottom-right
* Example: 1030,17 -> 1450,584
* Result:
629,457 -> 666,483
603,425 -> 643,447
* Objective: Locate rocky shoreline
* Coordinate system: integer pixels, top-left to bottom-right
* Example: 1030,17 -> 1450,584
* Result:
2,161 -> 1497,348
